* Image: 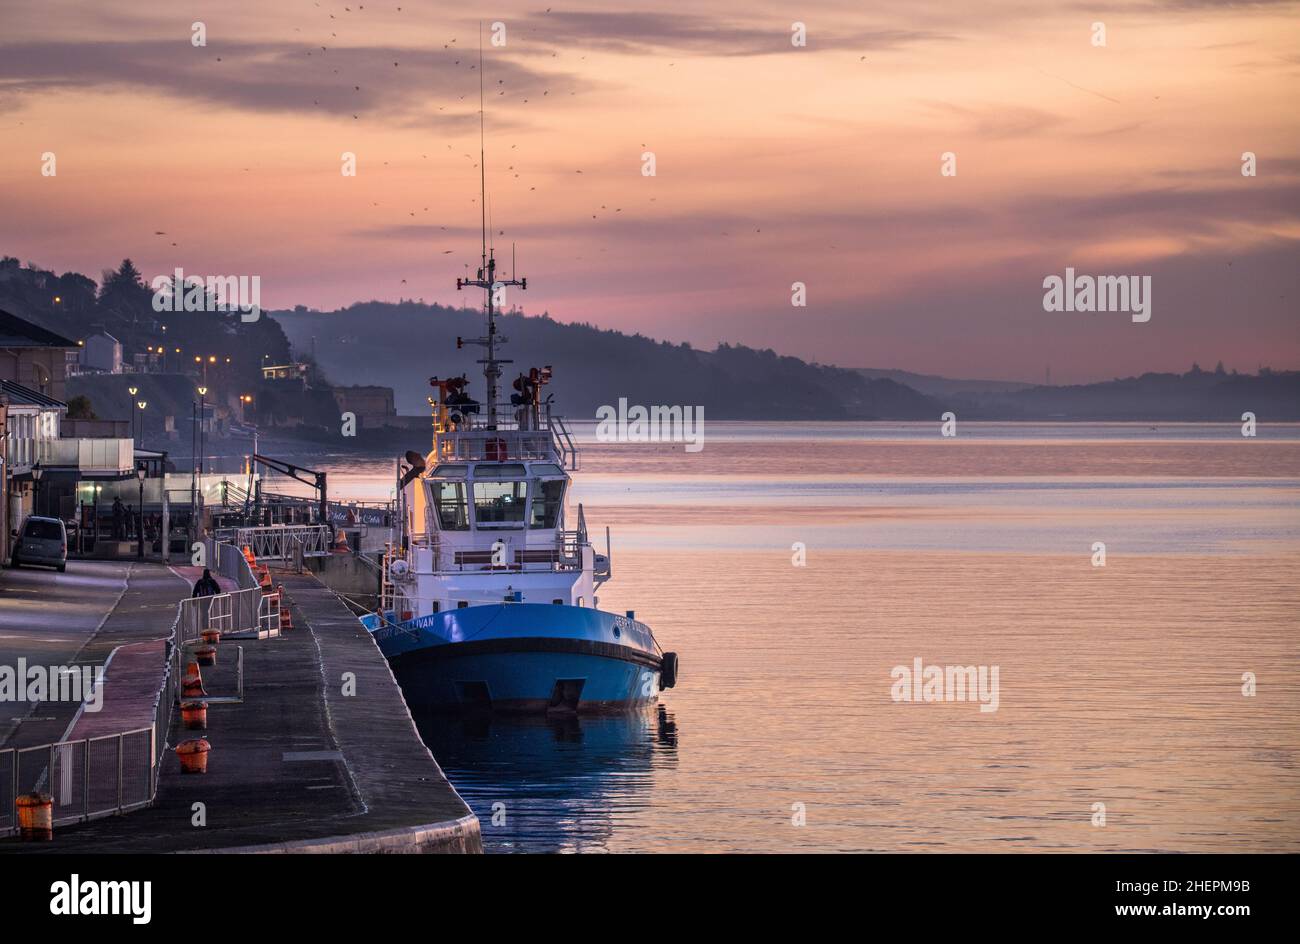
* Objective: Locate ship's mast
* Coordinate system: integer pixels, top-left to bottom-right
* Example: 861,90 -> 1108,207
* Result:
455,25 -> 525,429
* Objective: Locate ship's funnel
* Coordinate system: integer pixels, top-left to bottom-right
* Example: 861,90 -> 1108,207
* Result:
399,450 -> 427,489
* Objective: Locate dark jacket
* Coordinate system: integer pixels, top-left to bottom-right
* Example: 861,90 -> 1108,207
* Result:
192,575 -> 222,597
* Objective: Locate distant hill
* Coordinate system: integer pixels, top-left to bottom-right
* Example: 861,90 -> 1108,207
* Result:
5,254 -> 1294,426
270,302 -> 941,420
854,367 -> 1035,398
958,368 -> 1300,421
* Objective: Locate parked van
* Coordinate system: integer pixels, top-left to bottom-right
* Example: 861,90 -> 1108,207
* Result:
10,515 -> 67,572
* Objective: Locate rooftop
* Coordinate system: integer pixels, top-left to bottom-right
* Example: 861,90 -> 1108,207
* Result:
0,307 -> 78,349
0,378 -> 67,410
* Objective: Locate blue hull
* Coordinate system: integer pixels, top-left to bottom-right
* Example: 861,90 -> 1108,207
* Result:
366,603 -> 664,713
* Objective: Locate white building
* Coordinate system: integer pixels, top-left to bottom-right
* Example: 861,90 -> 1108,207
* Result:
81,330 -> 123,374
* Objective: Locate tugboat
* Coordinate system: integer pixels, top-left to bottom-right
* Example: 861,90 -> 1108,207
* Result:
364,190 -> 678,713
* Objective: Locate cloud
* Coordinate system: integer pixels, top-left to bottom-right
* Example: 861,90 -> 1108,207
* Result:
510,11 -> 951,57
0,39 -> 571,120
922,102 -> 1065,138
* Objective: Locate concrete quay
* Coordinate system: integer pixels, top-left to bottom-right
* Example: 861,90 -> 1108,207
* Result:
0,559 -> 480,853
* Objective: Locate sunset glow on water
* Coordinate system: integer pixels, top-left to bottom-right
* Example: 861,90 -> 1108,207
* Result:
282,423 -> 1300,851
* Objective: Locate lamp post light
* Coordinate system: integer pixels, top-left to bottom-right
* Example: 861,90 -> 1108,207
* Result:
128,386 -> 139,442
197,386 -> 208,478
31,462 -> 43,517
136,400 -> 147,449
136,466 -> 146,560
196,386 -> 208,537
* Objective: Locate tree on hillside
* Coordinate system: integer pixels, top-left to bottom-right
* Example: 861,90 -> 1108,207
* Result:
55,272 -> 98,314
66,395 -> 97,419
97,259 -> 153,317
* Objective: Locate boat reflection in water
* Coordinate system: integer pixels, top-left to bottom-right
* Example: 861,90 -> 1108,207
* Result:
415,705 -> 679,853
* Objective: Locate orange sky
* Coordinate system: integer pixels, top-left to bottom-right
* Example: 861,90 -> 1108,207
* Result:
2,0 -> 1298,382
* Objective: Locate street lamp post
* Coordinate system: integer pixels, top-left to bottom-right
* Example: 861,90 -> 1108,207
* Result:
128,386 -> 139,443
136,400 -> 147,450
31,463 -> 43,517
190,400 -> 197,545
197,386 -> 208,478
136,466 -> 146,560
196,386 -> 208,539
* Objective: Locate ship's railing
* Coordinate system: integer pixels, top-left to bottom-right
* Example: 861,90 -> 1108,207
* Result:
432,401 -> 580,469
421,544 -> 587,574
445,401 -> 558,432
437,428 -> 557,463
551,416 -> 579,470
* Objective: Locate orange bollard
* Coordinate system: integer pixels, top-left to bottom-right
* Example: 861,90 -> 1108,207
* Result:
200,629 -> 221,645
182,660 -> 206,698
15,792 -> 53,841
242,544 -> 257,567
176,739 -> 211,774
280,599 -> 294,631
332,528 -> 350,554
180,700 -> 209,730
195,645 -> 217,667
259,567 -> 274,593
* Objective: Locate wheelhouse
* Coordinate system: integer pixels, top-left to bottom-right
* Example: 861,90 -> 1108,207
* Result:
422,460 -> 569,535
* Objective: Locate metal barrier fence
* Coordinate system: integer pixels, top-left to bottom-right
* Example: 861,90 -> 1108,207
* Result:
0,539 -> 274,837
258,593 -> 281,636
0,637 -> 177,837
207,538 -> 259,590
213,525 -> 333,561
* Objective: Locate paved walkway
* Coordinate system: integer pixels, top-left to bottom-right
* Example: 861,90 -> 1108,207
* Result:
66,639 -> 168,741
2,568 -> 480,853
1,562 -> 187,750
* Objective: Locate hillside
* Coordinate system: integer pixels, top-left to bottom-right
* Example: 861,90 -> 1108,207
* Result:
270,301 -> 940,420
967,368 -> 1300,421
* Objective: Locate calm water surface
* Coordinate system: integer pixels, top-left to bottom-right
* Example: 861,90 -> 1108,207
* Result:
278,423 -> 1300,852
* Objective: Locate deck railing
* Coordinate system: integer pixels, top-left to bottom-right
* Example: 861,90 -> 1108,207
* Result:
434,405 -> 579,469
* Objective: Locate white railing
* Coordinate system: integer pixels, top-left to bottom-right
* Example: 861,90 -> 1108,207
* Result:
0,544 -> 277,837
437,428 -> 556,462
258,593 -> 281,636
207,593 -> 232,634
1,641 -> 175,837
35,437 -> 135,472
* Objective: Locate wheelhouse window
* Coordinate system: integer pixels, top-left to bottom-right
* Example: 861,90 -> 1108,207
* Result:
529,479 -> 565,529
432,480 -> 470,531
473,479 -> 527,526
